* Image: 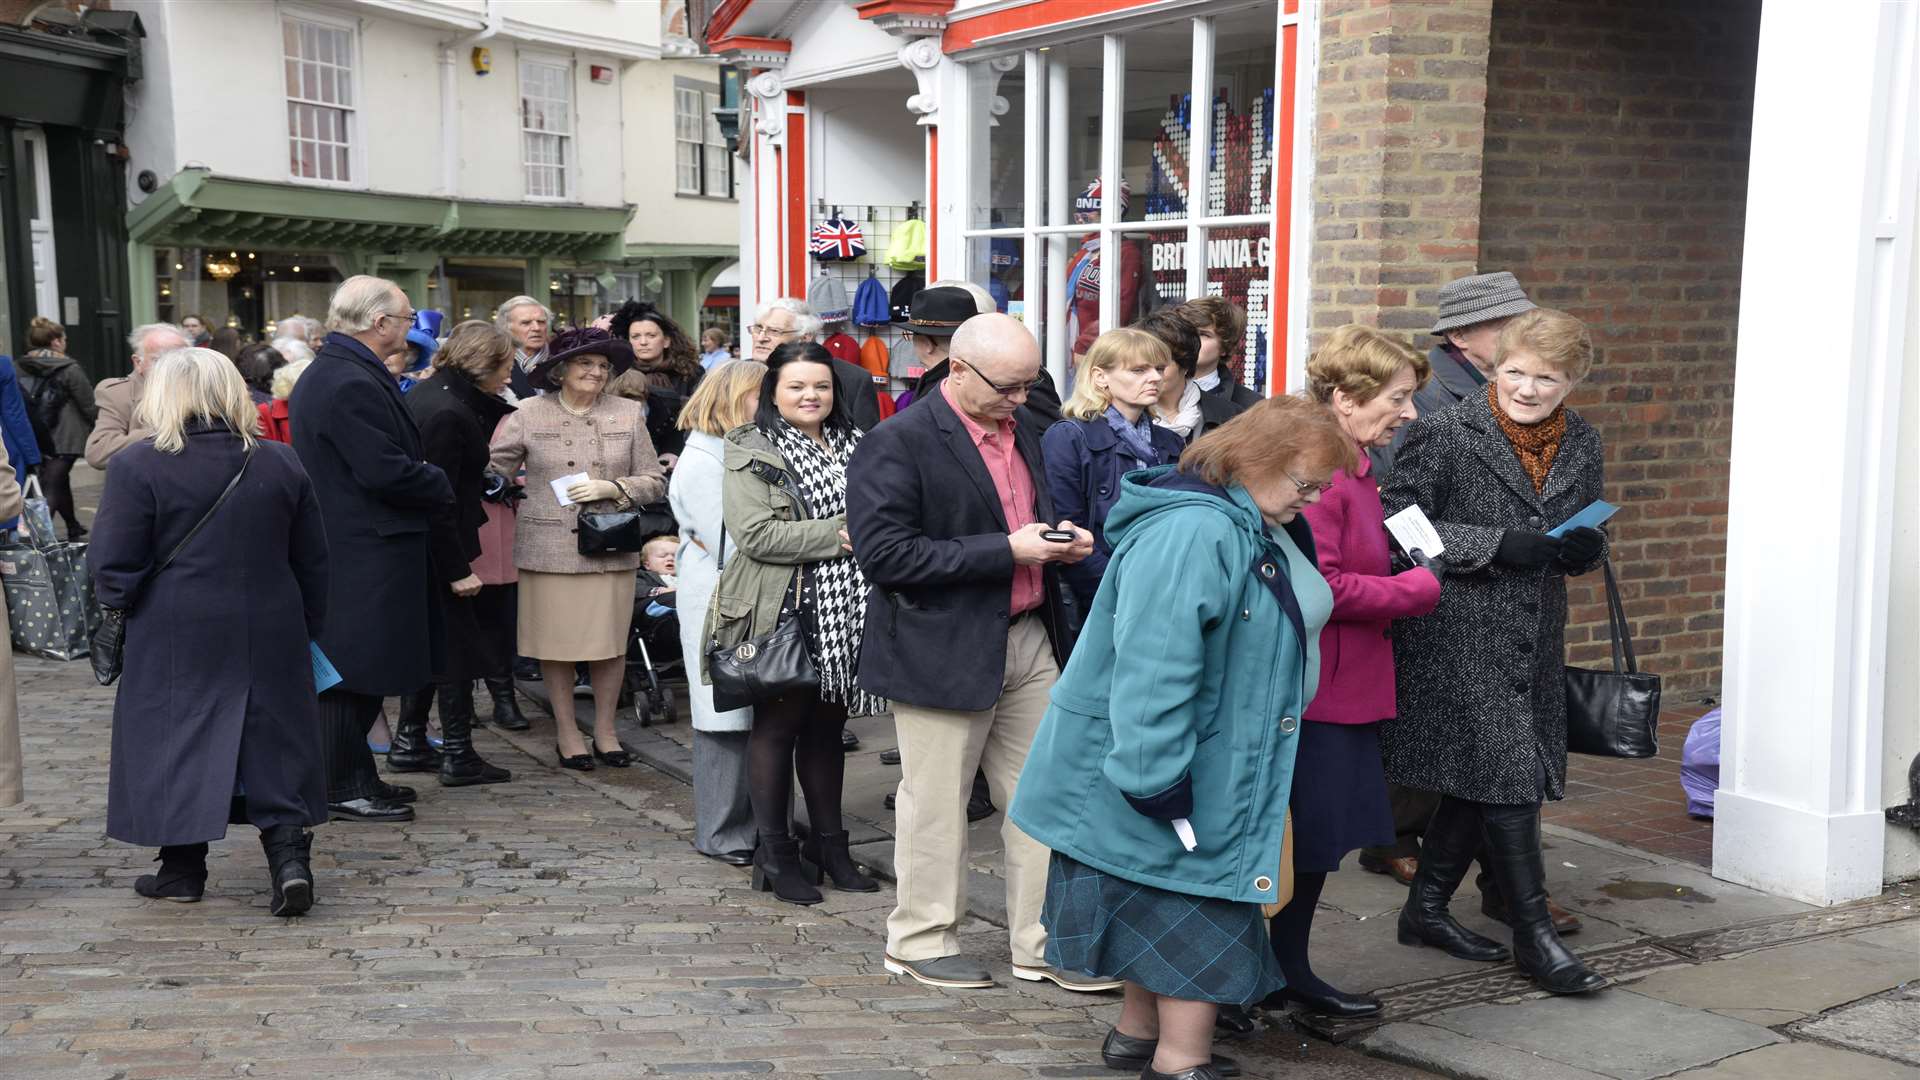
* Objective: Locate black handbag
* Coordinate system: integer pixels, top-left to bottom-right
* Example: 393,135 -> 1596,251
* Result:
704,524 -> 818,712
1563,558 -> 1661,758
576,500 -> 675,556
91,444 -> 253,686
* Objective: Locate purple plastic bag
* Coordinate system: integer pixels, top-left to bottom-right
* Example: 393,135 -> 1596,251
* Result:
1681,708 -> 1721,819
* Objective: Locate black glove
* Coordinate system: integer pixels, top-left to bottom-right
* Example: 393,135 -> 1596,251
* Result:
1494,528 -> 1562,569
1410,548 -> 1446,585
480,471 -> 525,507
1556,526 -> 1604,571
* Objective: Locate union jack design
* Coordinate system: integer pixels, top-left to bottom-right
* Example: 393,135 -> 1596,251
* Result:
810,216 -> 866,261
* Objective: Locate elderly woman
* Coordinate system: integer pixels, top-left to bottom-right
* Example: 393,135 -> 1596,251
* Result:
669,359 -> 767,866
710,341 -> 884,904
91,347 -> 329,916
749,297 -> 880,431
490,327 -> 667,770
1012,397 -> 1354,1080
1381,307 -> 1608,996
395,320 -> 519,787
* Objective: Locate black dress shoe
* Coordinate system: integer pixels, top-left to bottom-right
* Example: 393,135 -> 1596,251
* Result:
592,745 -> 633,768
1263,985 -> 1383,1019
698,847 -> 754,866
879,748 -> 902,765
556,746 -> 594,771
376,782 -> 417,804
1213,1004 -> 1260,1039
1101,1029 -> 1241,1076
328,797 -> 415,822
841,728 -> 860,752
1141,1064 -> 1228,1080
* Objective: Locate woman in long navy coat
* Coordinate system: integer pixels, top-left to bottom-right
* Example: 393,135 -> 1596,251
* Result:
91,347 -> 330,917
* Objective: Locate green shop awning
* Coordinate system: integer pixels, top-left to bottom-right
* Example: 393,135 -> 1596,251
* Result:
128,170 -> 634,260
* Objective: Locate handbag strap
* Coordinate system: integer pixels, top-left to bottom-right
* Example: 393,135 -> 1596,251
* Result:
1599,557 -> 1637,674
156,443 -> 254,575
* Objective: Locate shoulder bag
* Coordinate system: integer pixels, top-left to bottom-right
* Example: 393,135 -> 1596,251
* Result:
91,444 -> 254,686
1563,558 -> 1662,757
704,524 -> 818,713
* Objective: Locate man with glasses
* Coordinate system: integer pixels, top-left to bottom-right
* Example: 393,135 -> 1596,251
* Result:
496,296 -> 552,399
747,297 -> 882,431
86,322 -> 192,469
290,275 -> 454,825
847,313 -> 1115,995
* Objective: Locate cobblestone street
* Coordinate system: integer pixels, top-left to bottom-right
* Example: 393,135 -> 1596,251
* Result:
0,653 -> 1429,1080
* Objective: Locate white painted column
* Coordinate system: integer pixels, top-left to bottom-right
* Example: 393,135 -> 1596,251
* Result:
746,71 -> 788,309
1714,0 -> 1917,905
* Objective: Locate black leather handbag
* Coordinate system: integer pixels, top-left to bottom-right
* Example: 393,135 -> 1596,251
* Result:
576,501 -> 675,556
704,525 -> 818,712
1563,558 -> 1661,758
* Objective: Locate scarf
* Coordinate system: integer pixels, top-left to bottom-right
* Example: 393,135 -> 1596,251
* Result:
1104,405 -> 1164,466
1487,381 -> 1566,493
1153,381 -> 1205,439
763,420 -> 887,717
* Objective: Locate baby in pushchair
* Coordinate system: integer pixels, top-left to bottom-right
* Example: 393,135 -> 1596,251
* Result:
628,535 -> 684,724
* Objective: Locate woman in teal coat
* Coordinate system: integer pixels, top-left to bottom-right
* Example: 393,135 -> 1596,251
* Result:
1011,396 -> 1355,1080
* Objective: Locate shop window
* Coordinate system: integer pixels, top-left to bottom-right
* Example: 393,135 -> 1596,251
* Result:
676,82 -> 733,198
282,14 -> 356,184
521,57 -> 573,200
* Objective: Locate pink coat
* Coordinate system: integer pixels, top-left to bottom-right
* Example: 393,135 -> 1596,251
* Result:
1301,448 -> 1442,725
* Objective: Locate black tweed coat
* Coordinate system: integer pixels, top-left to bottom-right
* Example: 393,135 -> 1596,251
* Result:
1377,390 -> 1607,805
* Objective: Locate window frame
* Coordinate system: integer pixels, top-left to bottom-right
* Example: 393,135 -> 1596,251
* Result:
519,51 -> 577,202
280,5 -> 364,189
674,76 -> 734,200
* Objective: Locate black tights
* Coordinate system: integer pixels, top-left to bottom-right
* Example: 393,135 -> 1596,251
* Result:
1268,869 -> 1337,998
746,693 -> 847,839
38,454 -> 80,533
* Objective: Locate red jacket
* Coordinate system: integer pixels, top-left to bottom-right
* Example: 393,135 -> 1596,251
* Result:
1069,235 -> 1144,355
258,399 -> 292,444
1300,446 -> 1442,725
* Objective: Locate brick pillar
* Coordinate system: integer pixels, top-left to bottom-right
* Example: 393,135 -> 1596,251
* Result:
1310,0 -> 1492,346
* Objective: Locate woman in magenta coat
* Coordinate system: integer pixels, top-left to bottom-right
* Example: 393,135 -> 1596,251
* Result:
1266,326 -> 1440,1021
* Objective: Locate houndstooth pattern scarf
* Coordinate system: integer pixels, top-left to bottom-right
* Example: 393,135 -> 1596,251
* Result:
765,420 -> 887,717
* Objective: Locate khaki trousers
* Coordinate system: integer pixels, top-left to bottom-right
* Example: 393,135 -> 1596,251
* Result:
885,614 -> 1056,967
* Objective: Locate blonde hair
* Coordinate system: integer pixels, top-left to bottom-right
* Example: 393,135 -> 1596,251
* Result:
270,358 -> 312,401
1305,324 -> 1430,405
1062,328 -> 1170,421
135,347 -> 260,453
678,359 -> 767,435
434,320 -> 513,381
1495,307 -> 1594,382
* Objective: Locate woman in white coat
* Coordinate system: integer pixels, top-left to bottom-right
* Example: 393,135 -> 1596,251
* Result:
669,360 -> 767,864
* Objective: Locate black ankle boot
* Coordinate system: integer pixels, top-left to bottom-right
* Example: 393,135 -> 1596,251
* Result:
259,825 -> 314,917
134,843 -> 208,902
1398,797 -> 1510,962
751,832 -> 823,905
438,682 -> 511,787
387,690 -> 443,772
484,674 -> 530,731
1480,805 -> 1606,995
800,829 -> 878,892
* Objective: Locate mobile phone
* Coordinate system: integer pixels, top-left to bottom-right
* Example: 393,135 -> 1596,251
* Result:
1040,528 -> 1076,543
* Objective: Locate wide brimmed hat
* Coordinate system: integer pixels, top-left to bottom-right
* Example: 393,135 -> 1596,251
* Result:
531,326 -> 634,389
894,285 -> 978,338
1432,271 -> 1535,334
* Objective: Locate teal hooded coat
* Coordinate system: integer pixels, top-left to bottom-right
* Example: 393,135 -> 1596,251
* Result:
1009,466 -> 1333,906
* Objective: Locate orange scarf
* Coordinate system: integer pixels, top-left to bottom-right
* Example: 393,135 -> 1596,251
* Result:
1488,382 -> 1565,493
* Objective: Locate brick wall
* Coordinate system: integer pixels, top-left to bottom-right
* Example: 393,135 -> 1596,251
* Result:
1479,0 -> 1760,696
1309,0 -> 1493,346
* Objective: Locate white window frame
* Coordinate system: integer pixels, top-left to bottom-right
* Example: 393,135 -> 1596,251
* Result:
519,51 -> 576,202
674,80 -> 734,199
280,5 -> 364,189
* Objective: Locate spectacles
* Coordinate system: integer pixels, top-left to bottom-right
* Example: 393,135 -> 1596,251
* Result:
381,310 -> 418,327
954,357 -> 1039,398
1285,470 -> 1333,496
748,323 -> 796,340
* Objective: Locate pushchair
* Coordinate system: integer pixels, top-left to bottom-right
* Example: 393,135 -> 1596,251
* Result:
627,545 -> 687,727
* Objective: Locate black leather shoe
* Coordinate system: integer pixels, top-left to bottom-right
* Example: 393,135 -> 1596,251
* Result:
1480,804 -> 1608,996
592,745 -> 633,768
484,674 -> 531,730
1264,985 -> 1382,1019
879,748 -> 902,765
556,746 -> 594,771
1141,1064 -> 1227,1080
698,847 -> 754,867
1213,1004 -> 1260,1039
328,797 -> 415,822
376,781 -> 416,804
1398,797 -> 1511,963
841,728 -> 859,752
967,768 -> 997,822
133,843 -> 208,903
1100,1029 -> 1241,1076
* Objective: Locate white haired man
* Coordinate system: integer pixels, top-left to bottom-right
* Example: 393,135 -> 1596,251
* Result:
84,322 -> 191,469
748,297 -> 882,431
497,295 -> 552,398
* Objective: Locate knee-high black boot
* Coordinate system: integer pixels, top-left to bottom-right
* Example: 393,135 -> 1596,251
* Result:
1398,796 -> 1510,962
1480,804 -> 1606,994
1264,871 -> 1380,1017
386,689 -> 443,772
134,842 -> 208,902
259,825 -> 314,917
483,673 -> 530,730
438,682 -> 511,786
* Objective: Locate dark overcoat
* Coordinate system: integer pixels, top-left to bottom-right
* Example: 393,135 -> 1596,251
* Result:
407,371 -> 515,681
91,426 -> 330,845
290,332 -> 453,695
846,388 -> 1078,712
1378,391 -> 1607,805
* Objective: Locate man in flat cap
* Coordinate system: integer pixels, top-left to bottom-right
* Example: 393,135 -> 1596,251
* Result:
1379,271 -> 1536,474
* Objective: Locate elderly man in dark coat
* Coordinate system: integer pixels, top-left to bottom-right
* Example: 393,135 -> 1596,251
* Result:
291,275 -> 454,823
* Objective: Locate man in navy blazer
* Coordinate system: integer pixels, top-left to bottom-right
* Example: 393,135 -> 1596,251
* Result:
847,314 -> 1113,994
290,276 -> 453,824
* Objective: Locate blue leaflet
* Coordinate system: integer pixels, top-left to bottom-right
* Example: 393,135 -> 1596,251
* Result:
1548,500 -> 1619,538
311,642 -> 342,694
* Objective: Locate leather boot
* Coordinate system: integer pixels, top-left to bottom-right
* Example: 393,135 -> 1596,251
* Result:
484,673 -> 530,731
437,682 -> 511,787
259,825 -> 314,917
1480,805 -> 1607,995
1397,796 -> 1510,962
800,829 -> 879,892
134,842 -> 208,902
386,690 -> 443,772
751,831 -> 822,905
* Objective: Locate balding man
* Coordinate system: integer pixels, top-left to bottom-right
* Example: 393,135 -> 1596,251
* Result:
847,314 -> 1111,994
85,323 -> 190,468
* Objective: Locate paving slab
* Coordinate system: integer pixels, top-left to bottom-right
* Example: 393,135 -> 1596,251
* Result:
1360,1022 -> 1614,1080
1790,984 -> 1920,1067
1554,861 -> 1816,939
1628,921 -> 1919,1022
1668,1041 -> 1920,1080
1420,990 -> 1783,1080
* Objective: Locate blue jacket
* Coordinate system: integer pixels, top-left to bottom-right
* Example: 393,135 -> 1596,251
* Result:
1041,415 -> 1185,609
0,357 -> 42,531
1009,466 -> 1333,905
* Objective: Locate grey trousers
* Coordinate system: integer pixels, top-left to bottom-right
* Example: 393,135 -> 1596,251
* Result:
692,730 -> 756,856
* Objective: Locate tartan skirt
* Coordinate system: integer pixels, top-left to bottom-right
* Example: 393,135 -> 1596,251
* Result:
1042,852 -> 1286,1005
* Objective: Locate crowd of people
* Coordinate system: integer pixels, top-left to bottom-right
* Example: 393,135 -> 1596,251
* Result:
0,260 -> 1616,1080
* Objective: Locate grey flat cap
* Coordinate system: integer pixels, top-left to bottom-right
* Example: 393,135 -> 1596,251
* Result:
1432,271 -> 1535,334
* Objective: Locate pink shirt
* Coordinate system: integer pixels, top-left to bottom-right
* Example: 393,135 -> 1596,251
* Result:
943,380 -> 1044,616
